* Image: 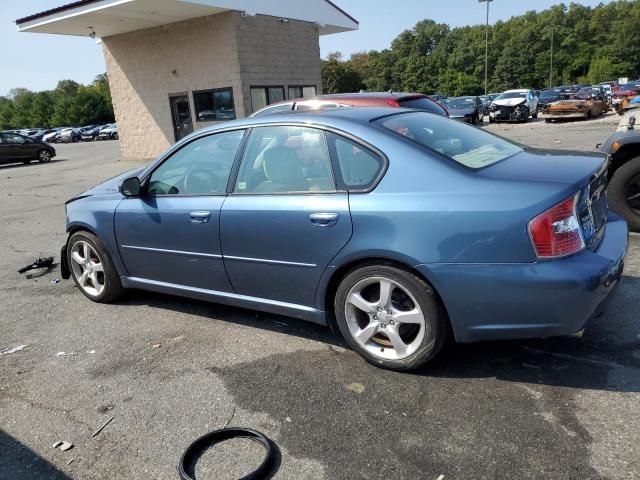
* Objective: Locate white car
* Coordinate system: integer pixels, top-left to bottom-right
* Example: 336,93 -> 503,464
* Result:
489,89 -> 539,123
98,124 -> 119,140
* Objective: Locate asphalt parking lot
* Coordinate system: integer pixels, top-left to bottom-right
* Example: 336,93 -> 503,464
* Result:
1,118 -> 639,480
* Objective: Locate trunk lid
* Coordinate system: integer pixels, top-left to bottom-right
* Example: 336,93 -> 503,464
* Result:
478,149 -> 609,250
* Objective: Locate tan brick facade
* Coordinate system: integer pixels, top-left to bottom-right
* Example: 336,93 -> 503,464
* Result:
102,12 -> 322,161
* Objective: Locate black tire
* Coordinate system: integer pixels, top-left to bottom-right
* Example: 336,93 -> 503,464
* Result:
67,231 -> 124,303
112,133 -> 119,140
334,264 -> 448,371
608,156 -> 640,232
37,149 -> 52,163
532,109 -> 538,119
72,135 -> 79,143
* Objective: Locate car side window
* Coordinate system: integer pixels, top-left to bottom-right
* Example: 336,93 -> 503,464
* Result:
234,126 -> 335,194
147,130 -> 244,195
327,133 -> 384,190
3,134 -> 26,145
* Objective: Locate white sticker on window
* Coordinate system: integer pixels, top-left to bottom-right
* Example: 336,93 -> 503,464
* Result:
238,182 -> 247,190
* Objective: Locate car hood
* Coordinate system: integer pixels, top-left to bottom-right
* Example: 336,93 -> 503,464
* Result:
477,149 -> 606,185
68,167 -> 145,202
493,98 -> 527,107
448,107 -> 475,116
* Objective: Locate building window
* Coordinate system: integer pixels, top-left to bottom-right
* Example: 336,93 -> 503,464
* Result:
250,86 -> 285,112
193,88 -> 236,122
288,85 -> 317,100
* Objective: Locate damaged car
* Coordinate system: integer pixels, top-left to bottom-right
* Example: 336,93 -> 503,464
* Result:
540,91 -> 606,122
489,89 -> 538,123
60,108 -> 627,371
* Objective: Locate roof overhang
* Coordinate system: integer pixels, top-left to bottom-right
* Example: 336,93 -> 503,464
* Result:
15,0 -> 358,37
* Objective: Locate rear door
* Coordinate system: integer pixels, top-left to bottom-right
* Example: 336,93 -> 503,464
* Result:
220,125 -> 352,307
114,129 -> 245,291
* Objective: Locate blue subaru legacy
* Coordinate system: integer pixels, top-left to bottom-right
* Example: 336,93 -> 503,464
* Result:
61,108 -> 628,370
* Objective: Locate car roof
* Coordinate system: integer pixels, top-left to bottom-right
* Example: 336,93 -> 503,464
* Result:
200,106 -> 416,134
314,92 -> 427,101
503,89 -> 529,93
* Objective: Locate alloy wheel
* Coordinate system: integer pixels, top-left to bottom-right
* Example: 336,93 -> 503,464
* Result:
344,276 -> 427,361
626,173 -> 640,214
39,150 -> 51,162
70,241 -> 105,297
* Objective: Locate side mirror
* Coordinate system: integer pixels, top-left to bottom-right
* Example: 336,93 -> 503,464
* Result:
120,177 -> 141,197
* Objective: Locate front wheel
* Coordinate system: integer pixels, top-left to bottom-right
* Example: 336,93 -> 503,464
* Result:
334,264 -> 448,371
112,133 -> 119,140
608,156 -> 640,232
38,149 -> 51,163
532,109 -> 538,119
67,231 -> 124,303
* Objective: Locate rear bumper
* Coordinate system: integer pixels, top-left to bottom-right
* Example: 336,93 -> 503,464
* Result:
417,213 -> 628,343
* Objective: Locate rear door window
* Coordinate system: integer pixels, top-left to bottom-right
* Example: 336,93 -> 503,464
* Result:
234,126 -> 335,194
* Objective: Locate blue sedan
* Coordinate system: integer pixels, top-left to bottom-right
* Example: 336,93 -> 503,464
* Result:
61,108 -> 628,370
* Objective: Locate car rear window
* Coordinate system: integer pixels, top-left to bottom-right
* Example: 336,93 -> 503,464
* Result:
376,112 -> 522,169
398,97 -> 447,117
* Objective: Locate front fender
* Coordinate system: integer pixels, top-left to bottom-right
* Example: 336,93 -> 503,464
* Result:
65,195 -> 128,276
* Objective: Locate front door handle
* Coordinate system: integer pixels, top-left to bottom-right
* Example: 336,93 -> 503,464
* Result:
309,212 -> 339,227
189,211 -> 211,224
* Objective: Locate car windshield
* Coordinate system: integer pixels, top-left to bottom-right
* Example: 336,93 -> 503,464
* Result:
448,97 -> 476,109
496,92 -> 527,100
540,91 -> 558,100
376,112 -> 522,169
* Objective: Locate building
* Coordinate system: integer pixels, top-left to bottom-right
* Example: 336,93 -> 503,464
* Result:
16,0 -> 358,160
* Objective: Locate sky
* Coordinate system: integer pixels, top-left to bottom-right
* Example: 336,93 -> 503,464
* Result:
0,0 -> 613,96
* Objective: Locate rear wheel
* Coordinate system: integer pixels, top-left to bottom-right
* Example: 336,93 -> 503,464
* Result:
334,264 -> 447,371
609,156 -> 640,232
112,133 -> 119,140
67,231 -> 124,303
38,149 -> 51,163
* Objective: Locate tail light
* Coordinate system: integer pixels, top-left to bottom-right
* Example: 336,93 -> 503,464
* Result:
528,193 -> 585,258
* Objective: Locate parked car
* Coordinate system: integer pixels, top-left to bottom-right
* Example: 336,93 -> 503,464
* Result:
445,96 -> 484,124
489,89 -> 539,122
98,124 -> 118,140
540,91 -> 606,121
0,132 -> 56,165
43,128 -> 65,143
58,128 -> 82,143
538,89 -> 562,111
82,125 -> 107,142
599,125 -> 640,231
60,107 -> 627,371
251,92 -> 449,118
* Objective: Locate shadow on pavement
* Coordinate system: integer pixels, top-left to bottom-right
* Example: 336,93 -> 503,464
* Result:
0,158 -> 67,171
0,430 -> 71,480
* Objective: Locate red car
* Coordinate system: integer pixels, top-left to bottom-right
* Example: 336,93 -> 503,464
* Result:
250,92 -> 449,118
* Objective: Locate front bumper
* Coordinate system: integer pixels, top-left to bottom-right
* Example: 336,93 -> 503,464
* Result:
417,213 -> 628,343
490,108 -> 524,122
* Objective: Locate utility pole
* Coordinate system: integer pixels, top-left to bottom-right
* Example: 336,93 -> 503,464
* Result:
479,0 -> 493,95
549,28 -> 554,88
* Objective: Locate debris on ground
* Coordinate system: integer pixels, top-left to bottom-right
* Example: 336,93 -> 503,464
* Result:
51,278 -> 61,284
92,416 -> 114,438
285,417 -> 292,423
67,459 -> 74,465
52,440 -> 73,451
152,343 -> 161,348
18,257 -> 54,274
0,345 -> 28,355
346,382 -> 365,394
56,351 -> 77,357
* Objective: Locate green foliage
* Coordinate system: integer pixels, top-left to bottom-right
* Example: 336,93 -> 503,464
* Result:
322,0 -> 640,96
0,74 -> 115,130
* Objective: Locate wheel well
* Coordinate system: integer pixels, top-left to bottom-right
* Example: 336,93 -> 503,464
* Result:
610,144 -> 640,177
324,258 -> 452,336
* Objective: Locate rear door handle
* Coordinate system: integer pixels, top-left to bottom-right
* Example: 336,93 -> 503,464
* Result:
309,212 -> 339,227
189,211 -> 211,224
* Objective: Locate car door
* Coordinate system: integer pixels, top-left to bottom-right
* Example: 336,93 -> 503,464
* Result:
1,133 -> 28,159
114,129 -> 245,291
220,125 -> 352,307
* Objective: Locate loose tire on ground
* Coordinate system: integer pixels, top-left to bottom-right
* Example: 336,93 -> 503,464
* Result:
334,264 -> 448,371
67,231 -> 124,303
608,156 -> 640,232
